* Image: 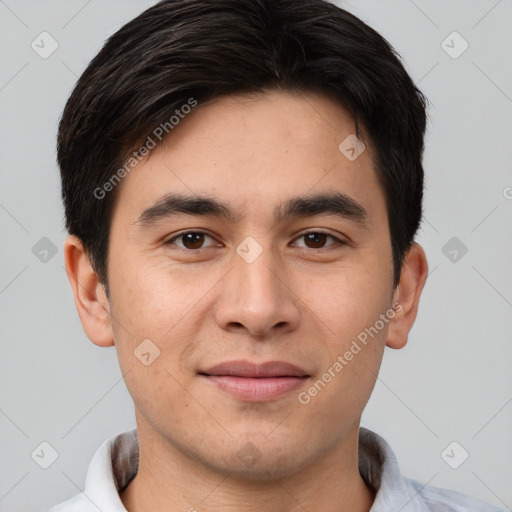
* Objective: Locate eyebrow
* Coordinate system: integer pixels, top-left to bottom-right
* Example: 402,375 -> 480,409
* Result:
134,192 -> 369,229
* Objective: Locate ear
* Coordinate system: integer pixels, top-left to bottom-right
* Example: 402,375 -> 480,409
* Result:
63,235 -> 114,347
386,243 -> 428,350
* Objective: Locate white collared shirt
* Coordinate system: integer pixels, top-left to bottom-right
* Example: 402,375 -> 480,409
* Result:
45,427 -> 505,511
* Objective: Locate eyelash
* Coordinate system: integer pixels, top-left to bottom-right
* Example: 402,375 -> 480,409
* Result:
164,230 -> 345,251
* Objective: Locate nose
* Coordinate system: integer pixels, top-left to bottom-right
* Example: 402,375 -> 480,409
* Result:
213,243 -> 301,338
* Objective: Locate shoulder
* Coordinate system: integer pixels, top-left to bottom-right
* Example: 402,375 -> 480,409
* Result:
42,428 -> 138,512
358,428 -> 505,512
402,476 -> 507,512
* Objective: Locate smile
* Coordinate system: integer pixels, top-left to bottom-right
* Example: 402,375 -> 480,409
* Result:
199,360 -> 310,402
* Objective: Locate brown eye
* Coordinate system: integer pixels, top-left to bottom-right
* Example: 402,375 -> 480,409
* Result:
181,232 -> 205,249
294,231 -> 342,250
303,232 -> 329,249
165,231 -> 217,250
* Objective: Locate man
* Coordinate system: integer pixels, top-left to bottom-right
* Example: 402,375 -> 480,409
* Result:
47,0 -> 504,510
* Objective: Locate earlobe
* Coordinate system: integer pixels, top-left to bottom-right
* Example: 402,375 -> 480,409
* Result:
63,235 -> 114,347
386,243 -> 428,350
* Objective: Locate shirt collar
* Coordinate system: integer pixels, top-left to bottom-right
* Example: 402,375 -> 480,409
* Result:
84,428 -> 138,512
83,427 -> 422,511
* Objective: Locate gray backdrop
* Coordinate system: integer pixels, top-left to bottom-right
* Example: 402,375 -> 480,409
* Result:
1,1 -> 511,511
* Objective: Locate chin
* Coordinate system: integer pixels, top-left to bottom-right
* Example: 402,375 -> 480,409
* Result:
210,434 -> 317,482
226,452 -> 310,482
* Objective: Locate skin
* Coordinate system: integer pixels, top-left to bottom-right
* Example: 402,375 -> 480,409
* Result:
64,90 -> 428,512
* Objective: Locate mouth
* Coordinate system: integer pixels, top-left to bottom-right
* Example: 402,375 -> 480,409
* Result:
198,360 -> 310,402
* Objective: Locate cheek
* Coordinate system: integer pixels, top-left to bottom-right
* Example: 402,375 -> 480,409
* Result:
110,256 -> 189,334
300,327 -> 386,427
302,258 -> 392,335
108,259 -> 217,380
108,275 -> 197,424
295,260 -> 393,405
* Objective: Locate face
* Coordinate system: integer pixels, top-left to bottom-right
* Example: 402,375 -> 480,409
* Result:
102,90 -> 400,478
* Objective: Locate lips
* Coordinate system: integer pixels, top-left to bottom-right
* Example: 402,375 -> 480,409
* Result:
201,360 -> 309,378
199,360 -> 310,402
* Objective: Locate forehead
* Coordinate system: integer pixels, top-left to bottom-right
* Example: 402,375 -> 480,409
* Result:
110,90 -> 383,224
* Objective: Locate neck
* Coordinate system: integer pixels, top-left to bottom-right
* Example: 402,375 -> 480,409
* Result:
120,419 -> 375,512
